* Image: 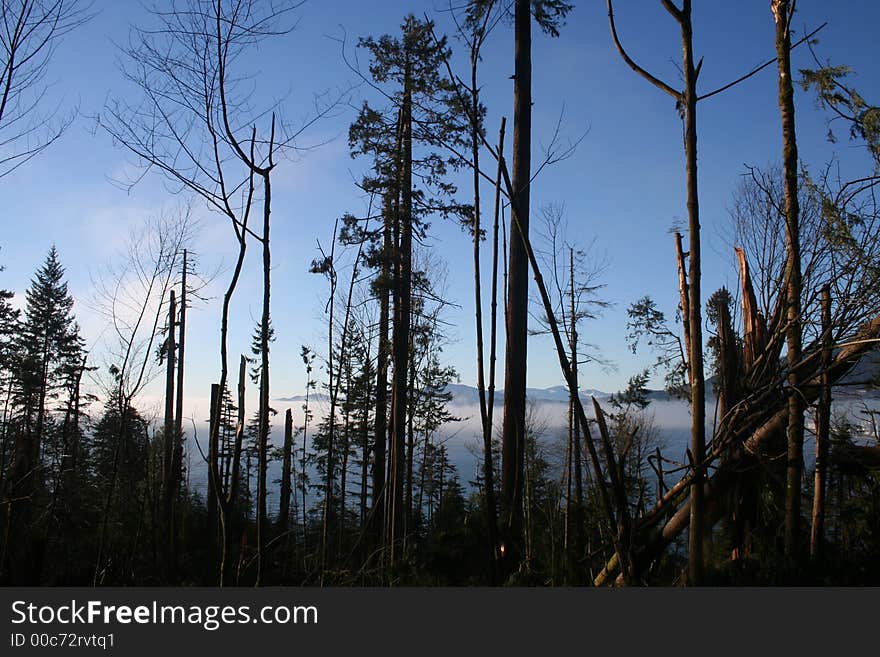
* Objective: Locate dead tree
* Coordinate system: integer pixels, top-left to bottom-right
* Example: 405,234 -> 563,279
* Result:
606,0 -> 824,583
162,288 -> 176,577
607,0 -> 707,583
593,301 -> 880,584
171,249 -> 188,572
278,408 -> 293,565
100,0 -> 340,584
89,210 -> 191,584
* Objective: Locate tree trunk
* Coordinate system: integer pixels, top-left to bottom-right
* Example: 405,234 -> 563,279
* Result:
300,366 -> 310,550
810,285 -> 831,558
500,0 -> 532,576
774,0 -> 804,564
569,247 -> 584,579
256,163 -> 272,586
279,409 -> 293,540
483,117 -> 505,583
470,40 -> 500,585
389,66 -> 412,571
172,249 -> 187,530
359,347 -> 372,550
162,289 -> 176,580
405,352 -> 415,544
219,355 -> 246,587
372,197 -> 391,545
207,383 -> 220,580
209,186 -> 250,584
677,0 -> 707,586
340,396 -> 351,561
320,259 -> 336,582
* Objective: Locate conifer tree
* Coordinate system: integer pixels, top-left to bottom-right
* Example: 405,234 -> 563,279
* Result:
2,246 -> 83,583
0,257 -> 20,496
350,14 -> 471,567
90,395 -> 150,583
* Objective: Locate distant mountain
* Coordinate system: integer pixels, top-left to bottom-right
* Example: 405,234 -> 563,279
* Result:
275,384 -> 652,406
525,385 -> 612,403
275,368 -> 880,408
837,350 -> 880,392
275,392 -> 330,403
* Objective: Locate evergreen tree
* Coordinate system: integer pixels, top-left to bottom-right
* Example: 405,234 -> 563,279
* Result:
1,246 -> 84,583
351,15 -> 471,562
0,254 -> 20,496
90,395 -> 151,583
15,247 -> 85,462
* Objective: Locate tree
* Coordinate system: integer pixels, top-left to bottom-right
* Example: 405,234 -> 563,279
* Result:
297,346 -> 316,549
100,0 -> 338,586
532,205 -> 609,580
1,246 -> 84,583
0,0 -> 93,176
801,54 -> 880,169
89,209 -> 192,584
90,395 -> 150,584
445,0 -> 505,582
350,13 -> 471,570
499,0 -> 572,580
772,0 -> 805,562
0,254 -> 21,498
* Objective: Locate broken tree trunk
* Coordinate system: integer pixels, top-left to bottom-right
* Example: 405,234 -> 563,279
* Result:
594,311 -> 880,585
171,249 -> 187,576
162,289 -> 176,580
279,409 -> 293,537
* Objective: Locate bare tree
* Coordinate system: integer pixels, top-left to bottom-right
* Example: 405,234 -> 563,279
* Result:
0,0 -> 93,176
89,207 -> 194,583
532,204 -> 609,580
99,0 -> 341,585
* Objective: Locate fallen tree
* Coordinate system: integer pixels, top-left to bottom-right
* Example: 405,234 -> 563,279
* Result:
594,311 -> 880,585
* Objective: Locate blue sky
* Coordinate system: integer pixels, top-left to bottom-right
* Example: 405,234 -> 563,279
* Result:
1,0 -> 879,416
